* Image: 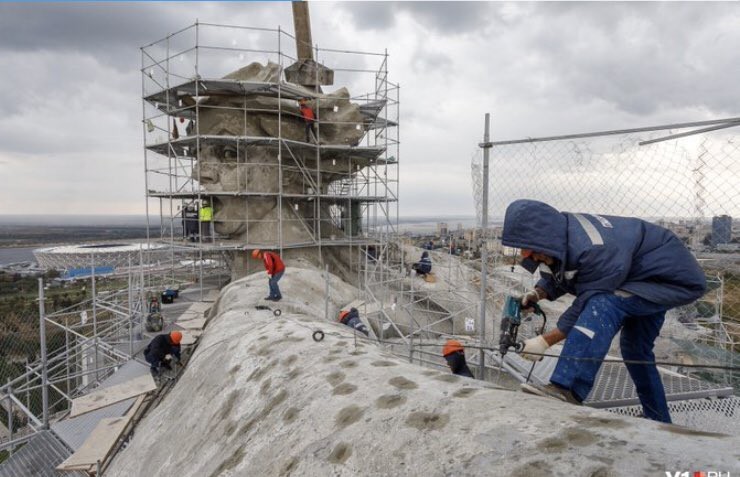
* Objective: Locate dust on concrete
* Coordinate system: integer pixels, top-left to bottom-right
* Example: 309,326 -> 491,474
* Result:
376,394 -> 407,409
434,374 -> 460,383
339,360 -> 358,368
335,340 -> 349,347
283,355 -> 298,366
452,388 -> 477,398
561,428 -> 596,447
256,344 -> 272,356
208,445 -> 246,477
247,366 -> 269,382
332,383 -> 358,395
510,460 -> 549,477
587,466 -> 618,477
371,360 -> 398,367
229,364 -> 242,375
279,456 -> 299,476
572,415 -> 629,430
219,390 -> 241,420
328,442 -> 353,464
264,389 -> 289,415
405,411 -> 449,431
389,376 -> 418,390
335,405 -> 364,429
283,407 -> 300,423
658,423 -> 728,437
287,367 -> 302,379
238,387 -> 290,436
326,371 -> 345,386
260,378 -> 272,395
536,437 -> 567,453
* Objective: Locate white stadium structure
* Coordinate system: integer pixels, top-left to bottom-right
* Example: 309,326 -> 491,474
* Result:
34,243 -> 169,271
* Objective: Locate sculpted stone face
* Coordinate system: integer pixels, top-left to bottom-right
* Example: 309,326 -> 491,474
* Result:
192,62 -> 367,245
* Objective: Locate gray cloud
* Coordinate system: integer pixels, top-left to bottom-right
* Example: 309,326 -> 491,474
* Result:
336,1 -> 493,34
0,2 -> 738,216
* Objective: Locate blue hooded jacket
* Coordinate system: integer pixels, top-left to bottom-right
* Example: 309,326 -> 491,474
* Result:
501,200 -> 706,334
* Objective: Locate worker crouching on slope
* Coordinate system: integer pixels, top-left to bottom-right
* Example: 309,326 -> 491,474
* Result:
411,251 -> 432,277
442,340 -> 474,378
251,249 -> 285,302
145,331 -> 183,378
501,199 -> 706,423
338,307 -> 369,337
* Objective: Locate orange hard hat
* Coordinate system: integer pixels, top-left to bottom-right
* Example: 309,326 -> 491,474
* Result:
338,310 -> 350,322
442,339 -> 464,357
520,249 -> 534,258
251,249 -> 261,259
170,331 -> 183,345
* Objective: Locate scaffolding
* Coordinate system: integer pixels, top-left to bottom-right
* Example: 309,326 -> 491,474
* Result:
140,22 -> 400,291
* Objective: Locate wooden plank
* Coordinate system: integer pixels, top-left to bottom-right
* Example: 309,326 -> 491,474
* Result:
56,415 -> 132,470
180,329 -> 202,345
178,318 -> 206,330
180,301 -> 210,320
70,375 -> 157,418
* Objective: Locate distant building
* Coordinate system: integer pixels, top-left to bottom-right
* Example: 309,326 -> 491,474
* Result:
712,215 -> 732,246
437,222 -> 448,237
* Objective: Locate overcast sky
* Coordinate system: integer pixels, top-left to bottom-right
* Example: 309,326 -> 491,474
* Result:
1,2 -> 739,218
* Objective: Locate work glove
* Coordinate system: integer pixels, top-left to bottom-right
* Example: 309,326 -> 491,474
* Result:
521,289 -> 542,308
520,335 -> 549,361
164,354 -> 172,361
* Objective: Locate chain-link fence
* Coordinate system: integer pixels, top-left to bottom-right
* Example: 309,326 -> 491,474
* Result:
474,118 -> 740,389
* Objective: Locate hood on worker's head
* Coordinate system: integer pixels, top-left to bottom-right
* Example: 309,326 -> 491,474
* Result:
421,251 -> 429,259
501,200 -> 568,264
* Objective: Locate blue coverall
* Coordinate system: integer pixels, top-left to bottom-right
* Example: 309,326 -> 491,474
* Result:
502,200 -> 706,422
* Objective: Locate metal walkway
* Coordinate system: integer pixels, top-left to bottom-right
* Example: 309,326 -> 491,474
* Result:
494,345 -> 739,434
0,431 -> 85,477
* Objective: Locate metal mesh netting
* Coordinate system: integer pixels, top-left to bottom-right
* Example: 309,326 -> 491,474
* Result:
473,124 -> 740,389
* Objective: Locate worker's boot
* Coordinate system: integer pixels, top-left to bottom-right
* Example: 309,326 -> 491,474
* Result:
521,382 -> 582,405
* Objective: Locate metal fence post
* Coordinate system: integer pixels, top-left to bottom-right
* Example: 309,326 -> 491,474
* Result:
478,113 -> 491,377
324,264 -> 330,322
38,278 -> 49,429
6,378 -> 13,455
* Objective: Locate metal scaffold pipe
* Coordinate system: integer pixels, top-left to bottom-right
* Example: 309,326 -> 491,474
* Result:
478,113 -> 491,377
38,278 -> 49,429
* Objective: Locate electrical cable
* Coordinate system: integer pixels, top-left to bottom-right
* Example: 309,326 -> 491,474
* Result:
369,336 -> 740,372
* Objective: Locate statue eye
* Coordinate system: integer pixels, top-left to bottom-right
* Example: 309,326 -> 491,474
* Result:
224,147 -> 237,159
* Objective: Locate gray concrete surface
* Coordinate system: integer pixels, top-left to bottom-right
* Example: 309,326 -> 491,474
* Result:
106,265 -> 740,477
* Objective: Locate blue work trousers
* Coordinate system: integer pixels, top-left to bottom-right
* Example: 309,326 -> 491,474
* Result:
269,270 -> 284,299
550,293 -> 672,423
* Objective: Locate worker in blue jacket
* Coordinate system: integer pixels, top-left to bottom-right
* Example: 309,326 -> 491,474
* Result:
502,199 -> 706,423
411,251 -> 432,277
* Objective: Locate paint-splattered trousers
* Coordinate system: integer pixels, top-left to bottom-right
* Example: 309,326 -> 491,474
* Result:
550,293 -> 672,423
268,270 -> 284,299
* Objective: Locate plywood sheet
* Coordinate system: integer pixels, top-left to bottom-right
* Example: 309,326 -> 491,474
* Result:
180,329 -> 202,345
180,301 -> 210,320
57,415 -> 131,470
70,374 -> 157,418
178,318 -> 206,330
